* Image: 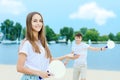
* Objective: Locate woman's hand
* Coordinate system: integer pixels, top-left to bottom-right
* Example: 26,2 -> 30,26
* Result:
37,71 -> 49,78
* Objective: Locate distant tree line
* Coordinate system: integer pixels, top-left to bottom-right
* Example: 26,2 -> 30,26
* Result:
0,19 -> 26,41
46,26 -> 120,43
0,19 -> 120,43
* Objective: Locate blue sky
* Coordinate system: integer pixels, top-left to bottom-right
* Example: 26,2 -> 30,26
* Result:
0,0 -> 120,35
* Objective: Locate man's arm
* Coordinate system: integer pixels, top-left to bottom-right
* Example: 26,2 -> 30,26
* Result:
88,46 -> 106,51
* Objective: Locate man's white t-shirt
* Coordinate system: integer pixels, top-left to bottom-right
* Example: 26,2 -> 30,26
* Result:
19,40 -> 50,72
72,42 -> 89,67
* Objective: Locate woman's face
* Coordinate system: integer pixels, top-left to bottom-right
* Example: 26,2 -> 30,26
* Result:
31,14 -> 43,32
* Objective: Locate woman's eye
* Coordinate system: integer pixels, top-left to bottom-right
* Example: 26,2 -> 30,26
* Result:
32,19 -> 43,23
33,20 -> 37,22
39,20 -> 43,22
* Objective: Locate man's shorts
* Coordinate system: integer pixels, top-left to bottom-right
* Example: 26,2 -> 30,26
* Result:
73,65 -> 87,80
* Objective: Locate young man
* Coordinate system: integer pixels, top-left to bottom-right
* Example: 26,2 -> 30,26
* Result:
69,33 -> 106,80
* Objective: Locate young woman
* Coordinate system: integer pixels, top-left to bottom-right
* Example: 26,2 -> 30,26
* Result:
71,33 -> 106,80
17,12 -> 79,80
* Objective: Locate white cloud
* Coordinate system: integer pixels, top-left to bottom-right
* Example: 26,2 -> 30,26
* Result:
0,0 -> 26,15
69,2 -> 116,25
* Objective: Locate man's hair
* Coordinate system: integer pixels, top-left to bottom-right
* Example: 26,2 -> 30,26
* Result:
75,33 -> 82,37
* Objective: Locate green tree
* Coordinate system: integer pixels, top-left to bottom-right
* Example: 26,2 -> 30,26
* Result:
1,19 -> 14,40
9,26 -> 17,40
84,28 -> 99,41
45,25 -> 57,41
116,32 -> 120,41
98,35 -> 109,41
108,33 -> 115,41
1,19 -> 22,40
21,27 -> 26,39
80,27 -> 87,36
60,27 -> 74,42
14,23 -> 22,40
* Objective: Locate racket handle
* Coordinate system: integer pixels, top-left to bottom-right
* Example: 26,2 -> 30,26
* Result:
47,71 -> 51,76
105,46 -> 108,48
74,54 -> 77,56
39,76 -> 42,79
48,74 -> 51,76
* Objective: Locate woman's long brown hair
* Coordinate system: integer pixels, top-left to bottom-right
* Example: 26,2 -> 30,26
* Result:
26,12 -> 52,59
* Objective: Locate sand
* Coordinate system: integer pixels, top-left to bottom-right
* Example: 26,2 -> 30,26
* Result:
0,65 -> 120,80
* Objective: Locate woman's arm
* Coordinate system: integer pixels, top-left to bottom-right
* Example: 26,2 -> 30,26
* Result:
17,53 -> 49,78
52,55 -> 67,61
52,52 -> 80,61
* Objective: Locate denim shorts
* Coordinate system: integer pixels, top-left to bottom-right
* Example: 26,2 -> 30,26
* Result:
21,74 -> 43,80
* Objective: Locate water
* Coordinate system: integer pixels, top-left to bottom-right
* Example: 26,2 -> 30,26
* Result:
0,43 -> 120,71
0,44 -> 19,64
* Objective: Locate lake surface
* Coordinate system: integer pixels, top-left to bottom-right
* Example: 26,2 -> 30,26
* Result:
0,43 -> 120,71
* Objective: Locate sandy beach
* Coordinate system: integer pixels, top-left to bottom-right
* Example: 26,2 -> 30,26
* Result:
0,65 -> 120,80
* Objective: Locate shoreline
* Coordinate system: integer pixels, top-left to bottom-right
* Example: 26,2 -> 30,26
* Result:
0,65 -> 120,80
